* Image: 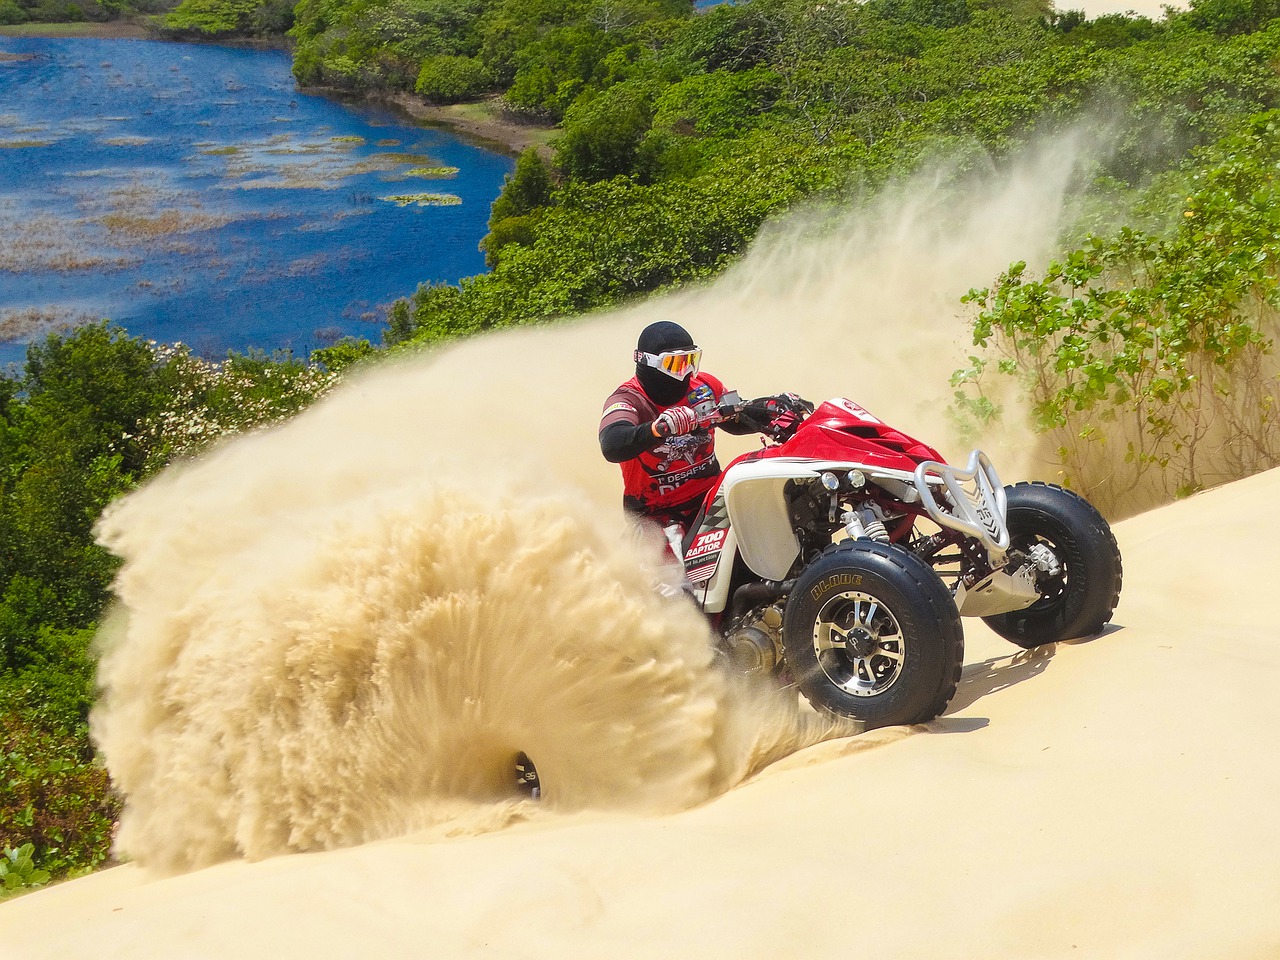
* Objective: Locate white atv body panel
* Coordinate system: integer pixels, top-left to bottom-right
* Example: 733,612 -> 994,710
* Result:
691,526 -> 738,614
689,457 -> 913,613
685,448 -> 1017,617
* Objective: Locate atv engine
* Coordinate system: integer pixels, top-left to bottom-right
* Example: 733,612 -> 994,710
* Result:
720,604 -> 784,676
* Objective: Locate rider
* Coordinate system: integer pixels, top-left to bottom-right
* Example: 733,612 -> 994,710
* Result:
599,321 -> 753,532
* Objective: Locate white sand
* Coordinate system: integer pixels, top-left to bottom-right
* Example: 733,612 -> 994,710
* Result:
1070,0 -> 1184,17
5,466 -> 1279,959
4,134 -> 1274,957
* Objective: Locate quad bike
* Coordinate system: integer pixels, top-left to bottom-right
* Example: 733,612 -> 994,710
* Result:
677,392 -> 1123,731
513,392 -> 1122,797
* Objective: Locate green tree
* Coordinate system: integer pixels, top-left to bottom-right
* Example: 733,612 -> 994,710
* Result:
0,0 -> 28,23
415,53 -> 492,100
1186,0 -> 1280,35
555,80 -> 659,179
483,147 -> 555,265
162,0 -> 260,34
869,0 -> 969,29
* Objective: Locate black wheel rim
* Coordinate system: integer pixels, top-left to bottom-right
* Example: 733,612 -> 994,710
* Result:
811,590 -> 906,697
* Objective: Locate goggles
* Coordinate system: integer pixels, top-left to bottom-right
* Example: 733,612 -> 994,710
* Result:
634,346 -> 702,381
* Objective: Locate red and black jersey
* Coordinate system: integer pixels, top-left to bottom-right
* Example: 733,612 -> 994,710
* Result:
599,372 -> 729,522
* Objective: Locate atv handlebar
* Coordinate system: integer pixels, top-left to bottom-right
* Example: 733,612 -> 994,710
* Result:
703,391 -> 815,442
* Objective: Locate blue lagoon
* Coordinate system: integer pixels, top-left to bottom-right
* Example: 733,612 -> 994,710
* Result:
0,38 -> 513,365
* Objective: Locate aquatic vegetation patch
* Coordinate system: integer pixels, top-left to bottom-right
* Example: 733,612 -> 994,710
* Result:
99,209 -> 237,239
229,173 -> 340,191
263,144 -> 328,155
0,305 -> 99,343
64,168 -> 162,180
0,139 -> 56,149
330,135 -> 366,144
205,135 -> 444,190
0,212 -> 139,273
381,193 -> 461,207
58,181 -> 248,255
401,166 -> 459,179
242,252 -> 337,283
371,152 -> 437,165
330,207 -> 376,222
0,174 -> 249,276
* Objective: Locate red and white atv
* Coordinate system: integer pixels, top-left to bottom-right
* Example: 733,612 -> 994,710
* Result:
513,393 -> 1123,799
677,392 -> 1123,730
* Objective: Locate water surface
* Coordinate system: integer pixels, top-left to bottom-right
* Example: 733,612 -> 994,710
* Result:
0,38 -> 513,365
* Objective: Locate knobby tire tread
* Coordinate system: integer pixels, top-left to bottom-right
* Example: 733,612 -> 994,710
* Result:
789,540 -> 964,727
985,482 -> 1123,647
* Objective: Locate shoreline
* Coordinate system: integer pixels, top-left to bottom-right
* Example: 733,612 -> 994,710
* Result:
0,24 -> 556,159
0,20 -> 154,39
0,21 -> 290,50
371,92 -> 556,160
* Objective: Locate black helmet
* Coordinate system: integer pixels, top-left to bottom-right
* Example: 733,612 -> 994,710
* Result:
634,321 -> 700,406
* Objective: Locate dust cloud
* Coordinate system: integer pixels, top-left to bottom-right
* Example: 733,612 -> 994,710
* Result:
91,133 -> 1096,873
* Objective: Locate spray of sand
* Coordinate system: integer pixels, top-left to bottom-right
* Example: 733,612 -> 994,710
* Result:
91,133 -> 1099,874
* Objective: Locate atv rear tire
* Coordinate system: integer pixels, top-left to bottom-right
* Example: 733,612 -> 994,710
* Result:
983,482 -> 1122,649
782,541 -> 964,729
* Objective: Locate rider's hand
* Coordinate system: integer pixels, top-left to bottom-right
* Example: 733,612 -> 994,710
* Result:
652,406 -> 698,438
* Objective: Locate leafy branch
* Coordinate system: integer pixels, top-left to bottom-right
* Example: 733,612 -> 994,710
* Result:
955,112 -> 1280,513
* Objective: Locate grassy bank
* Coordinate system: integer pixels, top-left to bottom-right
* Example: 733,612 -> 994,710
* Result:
0,20 -> 154,37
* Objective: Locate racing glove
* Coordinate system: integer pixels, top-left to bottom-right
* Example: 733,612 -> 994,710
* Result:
652,405 -> 698,438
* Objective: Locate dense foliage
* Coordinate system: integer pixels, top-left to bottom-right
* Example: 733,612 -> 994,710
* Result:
320,0 -> 1280,354
159,0 -> 292,37
954,112 -> 1280,514
6,0 -> 1280,893
0,326 -> 346,894
0,0 -> 172,27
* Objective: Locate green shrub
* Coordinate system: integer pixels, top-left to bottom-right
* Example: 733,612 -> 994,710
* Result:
484,147 -> 554,265
0,0 -> 28,23
309,337 -> 377,373
0,708 -> 119,886
162,0 -> 258,34
142,344 -> 338,469
554,80 -> 659,181
650,68 -> 782,140
954,111 -> 1280,512
415,54 -> 492,101
0,844 -> 51,897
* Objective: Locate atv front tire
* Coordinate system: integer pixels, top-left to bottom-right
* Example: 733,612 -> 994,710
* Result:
983,482 -> 1123,649
782,541 -> 964,729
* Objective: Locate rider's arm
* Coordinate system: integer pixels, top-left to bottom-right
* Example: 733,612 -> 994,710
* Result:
718,416 -> 757,437
599,420 -> 664,463
703,374 -> 757,436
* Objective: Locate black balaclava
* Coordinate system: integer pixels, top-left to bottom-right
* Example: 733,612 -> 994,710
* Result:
635,320 -> 696,407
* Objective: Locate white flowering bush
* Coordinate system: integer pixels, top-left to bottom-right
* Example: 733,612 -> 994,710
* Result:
139,342 -> 341,473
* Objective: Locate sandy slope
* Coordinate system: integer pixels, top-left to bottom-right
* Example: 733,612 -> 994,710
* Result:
4,467 -> 1278,959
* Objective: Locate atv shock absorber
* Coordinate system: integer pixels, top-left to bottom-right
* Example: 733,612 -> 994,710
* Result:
843,504 -> 891,543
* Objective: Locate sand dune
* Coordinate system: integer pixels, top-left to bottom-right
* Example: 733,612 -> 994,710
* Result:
5,465 -> 1279,959
1073,0 -> 1185,17
4,135 -> 1276,958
